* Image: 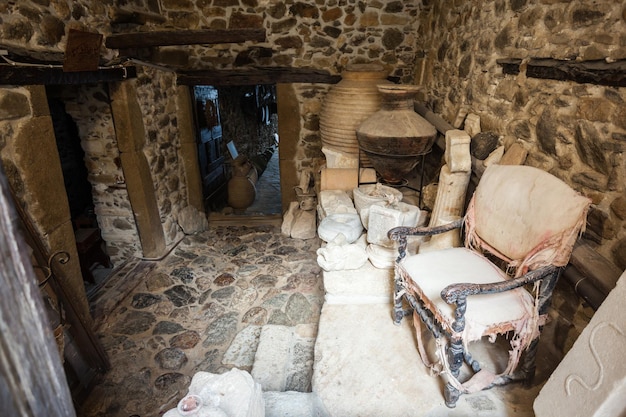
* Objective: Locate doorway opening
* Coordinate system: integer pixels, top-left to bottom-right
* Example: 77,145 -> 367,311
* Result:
192,84 -> 281,218
46,90 -> 113,298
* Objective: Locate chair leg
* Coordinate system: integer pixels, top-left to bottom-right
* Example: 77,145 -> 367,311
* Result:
393,279 -> 405,325
444,336 -> 465,408
520,336 -> 540,387
444,382 -> 462,408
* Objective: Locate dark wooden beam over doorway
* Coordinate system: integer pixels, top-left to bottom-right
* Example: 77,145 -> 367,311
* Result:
105,29 -> 266,49
177,67 -> 341,86
0,64 -> 137,86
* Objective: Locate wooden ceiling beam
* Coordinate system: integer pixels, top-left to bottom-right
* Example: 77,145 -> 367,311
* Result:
0,64 -> 137,86
177,67 -> 341,86
497,58 -> 626,87
105,29 -> 266,49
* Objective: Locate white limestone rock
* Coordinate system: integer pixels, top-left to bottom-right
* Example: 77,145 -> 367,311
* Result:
445,129 -> 472,173
322,146 -> 359,168
366,202 -> 423,248
281,201 -> 300,237
353,183 -> 403,229
464,113 -> 481,138
291,209 -> 317,240
178,205 -> 209,234
264,391 -> 330,417
484,145 -> 505,167
317,190 -> 356,220
163,369 -> 264,417
366,244 -> 397,269
317,213 -> 363,244
316,234 -> 368,271
223,325 -> 262,368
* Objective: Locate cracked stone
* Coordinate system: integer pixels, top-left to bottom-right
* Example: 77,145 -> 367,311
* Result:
169,330 -> 201,349
153,321 -> 185,335
131,293 -> 161,309
155,348 -> 188,370
171,266 -> 195,283
164,285 -> 197,307
203,312 -> 239,346
112,311 -> 156,335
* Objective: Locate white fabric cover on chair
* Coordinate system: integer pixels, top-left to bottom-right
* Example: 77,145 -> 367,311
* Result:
468,165 -> 591,273
399,248 -> 537,342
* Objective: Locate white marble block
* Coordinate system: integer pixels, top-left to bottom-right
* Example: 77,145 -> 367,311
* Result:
366,202 -> 422,248
534,270 -> 626,417
322,146 -> 359,169
445,129 -> 472,173
316,234 -> 369,272
464,113 -> 481,138
317,213 -> 363,244
353,183 -> 403,229
317,190 -> 356,220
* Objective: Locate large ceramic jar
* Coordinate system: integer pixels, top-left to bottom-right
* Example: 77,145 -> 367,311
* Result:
356,85 -> 437,184
227,175 -> 256,212
319,64 -> 392,166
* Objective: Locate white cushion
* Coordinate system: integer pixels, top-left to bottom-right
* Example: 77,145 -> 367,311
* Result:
399,247 -> 536,341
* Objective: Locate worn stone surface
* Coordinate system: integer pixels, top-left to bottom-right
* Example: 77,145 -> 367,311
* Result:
81,225 -> 323,417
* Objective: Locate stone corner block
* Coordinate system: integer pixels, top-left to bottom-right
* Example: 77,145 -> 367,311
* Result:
444,129 -> 471,173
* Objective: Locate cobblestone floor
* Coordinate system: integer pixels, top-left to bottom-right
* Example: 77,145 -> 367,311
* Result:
79,225 -> 323,417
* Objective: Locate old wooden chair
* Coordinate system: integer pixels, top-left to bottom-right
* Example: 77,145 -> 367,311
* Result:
388,164 -> 591,408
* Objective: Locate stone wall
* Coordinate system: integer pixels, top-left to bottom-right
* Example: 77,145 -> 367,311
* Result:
0,0 -> 421,250
62,84 -> 141,265
413,0 -> 626,269
2,0 -> 624,269
134,67 -> 186,245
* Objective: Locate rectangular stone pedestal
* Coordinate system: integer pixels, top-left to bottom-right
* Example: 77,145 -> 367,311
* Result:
312,303 -> 443,417
322,261 -> 393,304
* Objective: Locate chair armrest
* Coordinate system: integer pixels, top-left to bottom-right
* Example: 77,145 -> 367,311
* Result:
440,265 -> 559,334
388,218 -> 464,241
440,265 -> 559,305
388,218 -> 464,262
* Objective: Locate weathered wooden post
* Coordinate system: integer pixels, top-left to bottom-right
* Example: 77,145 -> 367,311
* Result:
0,166 -> 76,416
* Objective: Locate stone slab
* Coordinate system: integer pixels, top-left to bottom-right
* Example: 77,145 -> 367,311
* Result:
311,303 -> 533,417
322,261 -> 393,304
312,303 -> 443,416
534,270 -> 626,417
223,325 -> 262,368
264,391 -> 330,417
252,325 -> 294,391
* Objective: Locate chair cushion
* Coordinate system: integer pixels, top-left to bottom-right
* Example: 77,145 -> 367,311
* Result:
398,247 -> 537,341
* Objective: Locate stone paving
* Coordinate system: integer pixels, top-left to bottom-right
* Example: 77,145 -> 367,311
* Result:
80,225 -> 323,417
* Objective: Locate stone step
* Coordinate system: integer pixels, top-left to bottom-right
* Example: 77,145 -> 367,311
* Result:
263,391 -> 330,417
251,324 -> 316,392
311,302 -> 445,417
222,325 -> 263,370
